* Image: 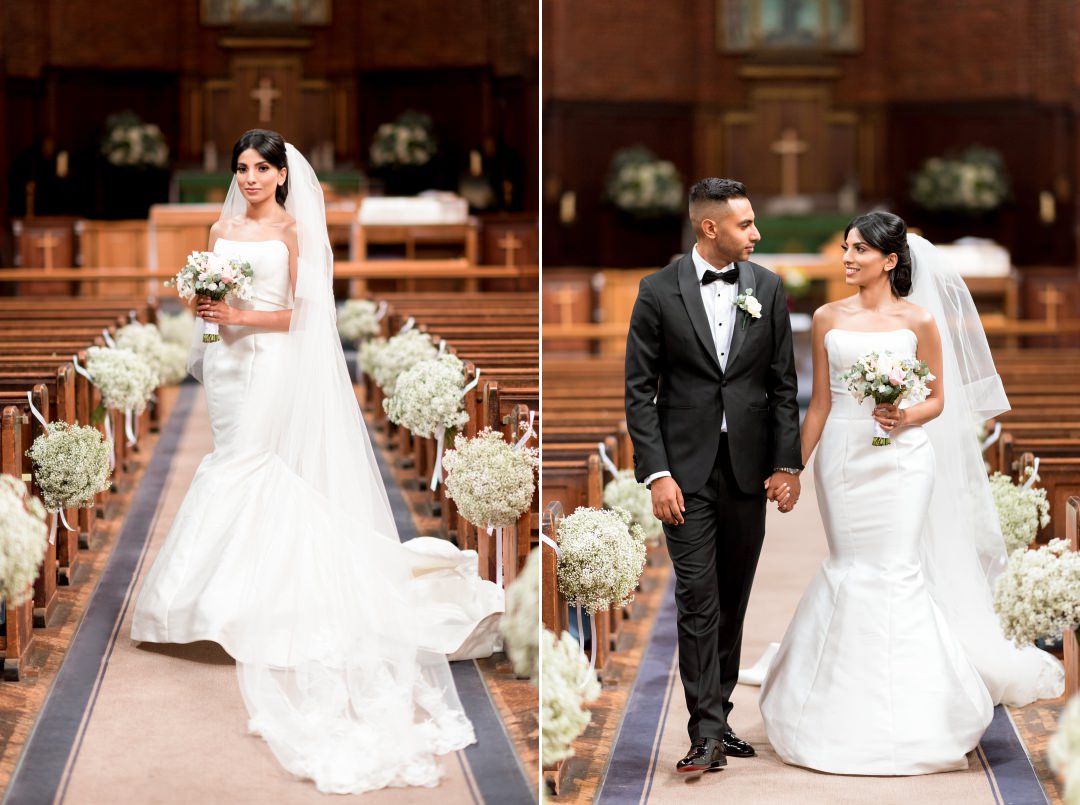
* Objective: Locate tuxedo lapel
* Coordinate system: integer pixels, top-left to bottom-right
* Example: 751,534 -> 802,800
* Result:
677,254 -> 723,373
725,261 -> 757,370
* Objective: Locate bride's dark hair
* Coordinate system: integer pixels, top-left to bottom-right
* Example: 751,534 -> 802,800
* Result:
844,211 -> 912,297
231,129 -> 289,206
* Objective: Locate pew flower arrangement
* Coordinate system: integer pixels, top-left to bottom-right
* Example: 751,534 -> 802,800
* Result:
157,309 -> 196,347
603,469 -> 663,546
605,145 -> 684,219
337,299 -> 382,343
166,251 -> 254,343
556,506 -> 647,615
541,629 -> 601,767
839,350 -> 934,445
501,549 -> 541,682
910,145 -> 1010,214
369,110 -> 438,169
115,322 -> 168,386
0,474 -> 49,606
441,427 -> 539,529
383,354 -> 470,438
26,422 -> 112,512
101,111 -> 169,169
988,472 -> 1051,554
358,337 -> 387,377
1049,694 -> 1080,805
86,346 -> 157,415
158,342 -> 191,386
993,538 -> 1080,647
369,329 -> 438,397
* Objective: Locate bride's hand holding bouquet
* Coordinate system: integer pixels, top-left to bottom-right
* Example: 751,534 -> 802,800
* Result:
167,251 -> 254,342
839,350 -> 935,446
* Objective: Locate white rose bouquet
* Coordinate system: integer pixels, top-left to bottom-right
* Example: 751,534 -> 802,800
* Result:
557,506 -> 647,615
26,421 -> 112,512
541,629 -> 601,767
442,427 -> 538,529
337,299 -> 383,343
603,469 -> 663,546
383,353 -> 470,438
166,251 -> 254,343
1050,694 -> 1080,805
838,350 -> 935,445
501,549 -> 541,682
114,322 -> 168,386
989,472 -> 1051,553
369,329 -> 437,396
0,474 -> 49,606
86,346 -> 157,415
993,538 -> 1080,647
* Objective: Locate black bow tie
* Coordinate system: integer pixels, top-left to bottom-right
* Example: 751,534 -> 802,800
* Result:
701,267 -> 739,286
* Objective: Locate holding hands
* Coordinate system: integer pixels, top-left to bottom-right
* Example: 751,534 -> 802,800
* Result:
765,471 -> 800,514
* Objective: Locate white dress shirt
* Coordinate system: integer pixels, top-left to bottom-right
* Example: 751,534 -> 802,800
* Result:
644,247 -> 737,488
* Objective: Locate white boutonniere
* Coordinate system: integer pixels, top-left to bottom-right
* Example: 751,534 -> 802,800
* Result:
734,288 -> 762,329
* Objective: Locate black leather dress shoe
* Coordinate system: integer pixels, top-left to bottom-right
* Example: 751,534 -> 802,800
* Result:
722,731 -> 756,758
676,737 -> 727,773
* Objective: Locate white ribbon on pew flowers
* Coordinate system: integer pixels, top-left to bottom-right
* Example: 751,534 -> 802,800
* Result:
85,346 -> 156,448
1049,694 -> 1080,805
0,474 -> 49,606
541,628 -> 601,767
988,471 -> 1051,553
501,548 -> 541,681
993,538 -> 1080,648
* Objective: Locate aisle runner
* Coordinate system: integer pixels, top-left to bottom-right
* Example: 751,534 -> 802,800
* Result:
6,386 -> 531,805
597,464 -> 1047,805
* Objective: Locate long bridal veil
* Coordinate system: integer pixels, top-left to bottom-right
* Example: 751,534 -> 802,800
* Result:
907,233 -> 1064,705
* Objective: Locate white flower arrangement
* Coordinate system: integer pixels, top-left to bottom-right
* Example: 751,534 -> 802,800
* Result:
369,111 -> 437,169
1050,694 -> 1080,805
26,421 -> 112,512
557,507 -> 647,615
541,629 -> 601,767
838,350 -> 935,445
369,329 -> 438,397
911,146 -> 1010,214
989,472 -> 1051,554
157,309 -> 196,347
166,251 -> 254,343
734,288 -> 763,328
0,474 -> 49,606
86,345 -> 157,414
115,322 -> 168,386
993,538 -> 1080,646
603,469 -> 663,546
501,549 -> 540,682
383,354 -> 470,438
101,111 -> 169,168
442,427 -> 538,528
337,299 -> 381,343
159,342 -> 190,385
605,145 -> 684,218
358,337 -> 387,377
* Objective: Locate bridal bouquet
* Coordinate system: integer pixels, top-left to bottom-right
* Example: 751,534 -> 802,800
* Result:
501,549 -> 541,681
542,629 -> 601,766
383,353 -> 470,438
166,252 -> 254,343
26,421 -> 112,512
603,469 -> 663,546
993,539 -> 1080,647
369,329 -> 437,396
557,507 -> 647,615
86,346 -> 157,415
442,427 -> 538,529
1050,694 -> 1080,805
839,350 -> 934,445
989,472 -> 1051,553
0,475 -> 49,606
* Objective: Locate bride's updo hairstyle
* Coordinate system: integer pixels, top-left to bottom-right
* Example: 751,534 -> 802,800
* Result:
231,129 -> 289,206
844,211 -> 913,297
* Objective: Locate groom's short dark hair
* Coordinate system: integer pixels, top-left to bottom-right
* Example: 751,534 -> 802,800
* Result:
689,178 -> 748,208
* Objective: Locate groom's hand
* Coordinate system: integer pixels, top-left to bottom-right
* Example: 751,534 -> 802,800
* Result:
651,477 -> 685,526
765,472 -> 801,513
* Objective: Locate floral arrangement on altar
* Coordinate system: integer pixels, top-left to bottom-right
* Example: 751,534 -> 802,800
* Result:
910,146 -> 1010,214
541,629 -> 601,766
442,427 -> 538,529
501,549 -> 540,681
603,469 -> 663,546
993,538 -> 1080,646
337,299 -> 382,343
86,346 -> 157,414
383,353 -> 470,438
839,350 -> 934,445
556,506 -> 646,615
989,472 -> 1051,554
605,145 -> 684,218
368,329 -> 437,396
167,252 -> 254,343
115,323 -> 168,386
26,422 -> 112,512
1050,695 -> 1080,805
100,111 -> 169,169
369,111 -> 438,169
0,475 -> 49,605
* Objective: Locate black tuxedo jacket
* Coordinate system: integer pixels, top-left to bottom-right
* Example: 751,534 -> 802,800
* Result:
624,253 -> 802,496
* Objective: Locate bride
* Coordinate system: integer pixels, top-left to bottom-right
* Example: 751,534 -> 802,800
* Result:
758,212 -> 1063,775
131,130 -> 502,794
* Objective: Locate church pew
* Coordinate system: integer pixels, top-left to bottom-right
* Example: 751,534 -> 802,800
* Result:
1010,453 -> 1080,543
1,405 -> 36,680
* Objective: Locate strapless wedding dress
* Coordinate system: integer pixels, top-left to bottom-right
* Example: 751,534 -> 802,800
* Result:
759,328 -> 994,775
132,239 -> 503,793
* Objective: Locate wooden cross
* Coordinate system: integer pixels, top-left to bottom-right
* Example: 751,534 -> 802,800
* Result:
250,77 -> 281,123
34,232 -> 60,270
1039,286 -> 1064,326
498,233 -> 524,266
554,286 -> 577,324
771,128 -> 809,198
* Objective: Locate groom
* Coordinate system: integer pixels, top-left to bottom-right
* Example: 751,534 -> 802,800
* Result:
624,178 -> 803,773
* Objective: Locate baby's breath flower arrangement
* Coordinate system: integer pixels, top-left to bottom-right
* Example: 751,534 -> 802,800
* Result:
993,539 -> 1080,646
1050,694 -> 1080,805
603,469 -> 663,546
26,422 -> 111,511
442,428 -> 538,528
358,337 -> 387,377
86,346 -> 157,414
557,507 -> 646,615
541,629 -> 601,767
383,354 -> 470,438
115,322 -> 168,386
370,329 -> 437,396
337,299 -> 382,343
989,472 -> 1051,553
0,475 -> 49,606
501,549 -> 540,681
159,342 -> 190,385
157,309 -> 196,347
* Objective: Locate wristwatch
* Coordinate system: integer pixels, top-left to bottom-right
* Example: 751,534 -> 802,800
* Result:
773,467 -> 801,476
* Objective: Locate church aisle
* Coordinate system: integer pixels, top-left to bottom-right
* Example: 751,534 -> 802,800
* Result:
4,385 -> 533,804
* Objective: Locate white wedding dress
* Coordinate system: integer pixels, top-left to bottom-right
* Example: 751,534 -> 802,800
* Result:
759,328 -> 994,775
132,237 -> 503,794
